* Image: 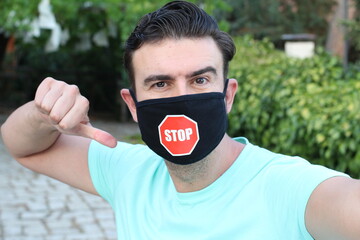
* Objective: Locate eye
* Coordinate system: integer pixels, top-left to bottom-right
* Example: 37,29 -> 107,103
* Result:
194,77 -> 208,85
154,81 -> 166,88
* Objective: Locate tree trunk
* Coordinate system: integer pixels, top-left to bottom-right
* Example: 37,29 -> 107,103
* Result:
326,0 -> 355,65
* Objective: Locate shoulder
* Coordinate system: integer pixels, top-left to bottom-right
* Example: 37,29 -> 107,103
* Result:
237,137 -> 345,179
89,140 -> 157,162
243,140 -> 348,239
88,140 -> 165,202
236,138 -> 347,209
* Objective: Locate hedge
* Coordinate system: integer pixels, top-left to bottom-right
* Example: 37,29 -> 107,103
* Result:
228,36 -> 360,178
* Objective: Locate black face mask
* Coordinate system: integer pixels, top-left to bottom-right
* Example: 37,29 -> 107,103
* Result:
130,80 -> 228,165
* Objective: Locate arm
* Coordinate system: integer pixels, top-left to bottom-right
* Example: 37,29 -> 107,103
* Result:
305,176 -> 360,240
0,77 -> 117,194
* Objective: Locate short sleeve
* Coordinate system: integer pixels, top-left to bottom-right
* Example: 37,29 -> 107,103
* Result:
264,156 -> 349,239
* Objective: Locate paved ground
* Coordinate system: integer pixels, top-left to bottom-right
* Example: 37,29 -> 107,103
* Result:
0,114 -> 140,240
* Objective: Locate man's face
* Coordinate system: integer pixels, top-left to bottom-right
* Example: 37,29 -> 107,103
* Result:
131,37 -> 225,101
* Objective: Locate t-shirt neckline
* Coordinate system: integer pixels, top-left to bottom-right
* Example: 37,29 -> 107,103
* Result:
171,137 -> 253,205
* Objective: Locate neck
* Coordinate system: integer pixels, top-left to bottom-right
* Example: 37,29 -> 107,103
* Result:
165,135 -> 245,193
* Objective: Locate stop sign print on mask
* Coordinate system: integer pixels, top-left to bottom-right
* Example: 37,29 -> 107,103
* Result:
158,115 -> 200,156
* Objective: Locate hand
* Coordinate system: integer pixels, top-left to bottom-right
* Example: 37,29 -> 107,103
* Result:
34,77 -> 117,148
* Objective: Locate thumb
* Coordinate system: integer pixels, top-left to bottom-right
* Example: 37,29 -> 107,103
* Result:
77,124 -> 118,148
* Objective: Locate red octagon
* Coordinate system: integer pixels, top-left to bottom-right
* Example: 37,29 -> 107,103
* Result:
158,115 -> 199,156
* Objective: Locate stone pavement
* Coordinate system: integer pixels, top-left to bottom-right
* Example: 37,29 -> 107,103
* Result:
0,115 -> 140,240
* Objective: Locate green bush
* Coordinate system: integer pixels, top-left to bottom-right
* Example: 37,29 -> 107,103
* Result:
0,0 -> 230,117
228,36 -> 360,178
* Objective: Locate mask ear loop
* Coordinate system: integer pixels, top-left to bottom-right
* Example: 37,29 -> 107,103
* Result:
223,79 -> 229,95
129,89 -> 138,104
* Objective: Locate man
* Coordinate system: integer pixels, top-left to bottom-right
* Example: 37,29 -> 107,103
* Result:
1,1 -> 360,239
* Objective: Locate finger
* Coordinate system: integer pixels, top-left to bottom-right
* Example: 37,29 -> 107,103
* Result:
57,95 -> 89,130
49,87 -> 78,124
37,81 -> 67,114
76,124 -> 118,148
35,77 -> 54,103
34,78 -> 60,106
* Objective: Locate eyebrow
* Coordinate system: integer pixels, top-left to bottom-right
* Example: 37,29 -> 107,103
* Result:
187,66 -> 217,78
144,74 -> 173,86
143,66 -> 217,86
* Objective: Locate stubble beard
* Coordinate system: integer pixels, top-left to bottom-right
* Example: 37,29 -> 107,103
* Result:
164,156 -> 212,185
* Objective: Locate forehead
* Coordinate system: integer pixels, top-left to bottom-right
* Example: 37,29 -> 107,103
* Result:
132,37 -> 223,83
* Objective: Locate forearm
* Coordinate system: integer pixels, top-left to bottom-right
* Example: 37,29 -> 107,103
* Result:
0,101 -> 60,159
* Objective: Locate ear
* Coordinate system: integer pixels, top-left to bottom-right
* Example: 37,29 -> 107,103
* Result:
120,89 -> 138,122
224,78 -> 238,114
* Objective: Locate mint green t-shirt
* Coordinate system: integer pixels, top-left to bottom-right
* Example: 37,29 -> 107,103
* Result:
88,137 -> 347,240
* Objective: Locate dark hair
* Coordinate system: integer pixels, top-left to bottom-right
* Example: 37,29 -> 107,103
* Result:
124,0 -> 236,89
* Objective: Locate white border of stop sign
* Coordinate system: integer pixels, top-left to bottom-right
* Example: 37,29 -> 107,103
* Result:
158,115 -> 200,156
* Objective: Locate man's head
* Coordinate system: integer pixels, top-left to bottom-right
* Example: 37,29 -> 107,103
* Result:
120,1 -> 239,165
124,0 -> 236,89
